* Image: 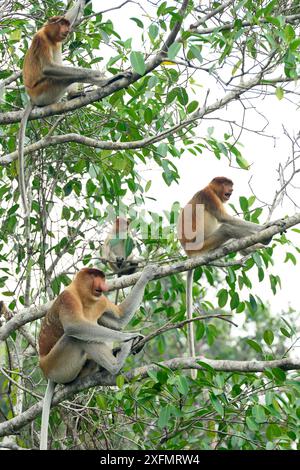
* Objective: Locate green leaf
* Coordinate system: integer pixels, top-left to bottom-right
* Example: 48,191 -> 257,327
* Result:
116,375 -> 125,388
249,294 -> 257,313
263,329 -> 274,346
158,405 -> 171,429
246,339 -> 263,354
130,51 -> 146,75
149,24 -> 159,42
96,395 -> 107,410
230,291 -> 240,310
210,394 -> 224,417
167,42 -> 181,60
252,404 -> 266,423
239,196 -> 248,211
275,87 -> 284,100
290,38 -> 300,51
271,367 -> 286,382
187,100 -> 199,114
280,327 -> 291,338
144,108 -> 153,124
246,416 -> 259,431
284,252 -> 296,265
125,237 -> 134,257
236,154 -> 249,169
130,17 -> 144,28
284,24 -> 296,42
217,289 -> 228,308
266,424 -> 282,440
176,375 -> 189,395
197,361 -> 215,373
190,45 -> 203,63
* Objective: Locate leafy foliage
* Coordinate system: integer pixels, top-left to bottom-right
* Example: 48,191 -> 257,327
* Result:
0,0 -> 299,450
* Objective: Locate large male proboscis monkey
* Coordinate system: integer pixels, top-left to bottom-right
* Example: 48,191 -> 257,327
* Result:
19,0 -> 130,215
39,265 -> 155,450
177,177 -> 272,379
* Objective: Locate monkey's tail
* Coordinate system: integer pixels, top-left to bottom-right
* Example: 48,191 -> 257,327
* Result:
18,101 -> 33,217
187,269 -> 197,379
40,379 -> 56,450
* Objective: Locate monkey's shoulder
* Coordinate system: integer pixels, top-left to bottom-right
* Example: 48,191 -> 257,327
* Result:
54,289 -> 81,312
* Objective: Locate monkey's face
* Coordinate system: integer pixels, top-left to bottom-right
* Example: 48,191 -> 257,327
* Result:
46,17 -> 71,41
57,19 -> 71,40
75,269 -> 109,300
221,183 -> 233,202
91,275 -> 109,298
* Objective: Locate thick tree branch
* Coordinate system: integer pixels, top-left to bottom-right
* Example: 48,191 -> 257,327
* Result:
0,355 -> 299,439
0,212 -> 299,341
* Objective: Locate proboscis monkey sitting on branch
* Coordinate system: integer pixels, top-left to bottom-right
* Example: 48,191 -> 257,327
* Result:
39,265 -> 156,450
177,177 -> 275,378
19,0 -> 131,215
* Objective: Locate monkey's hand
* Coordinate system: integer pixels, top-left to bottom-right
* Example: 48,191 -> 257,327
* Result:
131,334 -> 145,355
260,219 -> 287,244
140,264 -> 159,282
263,219 -> 287,234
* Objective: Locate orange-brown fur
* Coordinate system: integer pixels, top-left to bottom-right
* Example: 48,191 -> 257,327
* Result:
38,268 -> 121,377
178,177 -> 233,254
23,17 -> 69,101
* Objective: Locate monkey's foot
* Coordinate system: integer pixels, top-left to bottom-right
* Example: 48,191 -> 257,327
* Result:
261,218 -> 287,244
141,263 -> 159,281
131,334 -> 145,355
67,89 -> 86,100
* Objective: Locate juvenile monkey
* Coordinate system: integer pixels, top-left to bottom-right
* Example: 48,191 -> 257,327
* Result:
177,177 -> 272,378
38,265 -> 155,450
103,217 -> 138,277
19,0 -> 130,215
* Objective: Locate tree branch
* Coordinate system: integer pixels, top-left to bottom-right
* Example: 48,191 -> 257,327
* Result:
0,1 -> 189,127
189,13 -> 300,35
0,212 -> 299,341
1,67 -> 293,165
0,355 -> 299,439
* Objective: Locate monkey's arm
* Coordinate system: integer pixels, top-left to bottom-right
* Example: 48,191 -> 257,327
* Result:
43,65 -> 131,86
99,264 -> 157,330
216,211 -> 262,231
61,317 -> 139,343
43,64 -> 106,83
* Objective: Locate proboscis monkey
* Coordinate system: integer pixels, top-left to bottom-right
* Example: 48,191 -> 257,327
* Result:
103,217 -> 138,276
19,0 -> 131,215
177,177 -> 273,379
39,265 -> 156,450
103,217 -> 139,303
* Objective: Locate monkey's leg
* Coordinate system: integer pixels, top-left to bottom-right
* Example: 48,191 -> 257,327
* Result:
76,359 -> 99,379
40,335 -> 88,384
186,223 -> 261,256
185,227 -> 230,256
83,341 -> 134,375
43,65 -> 131,87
